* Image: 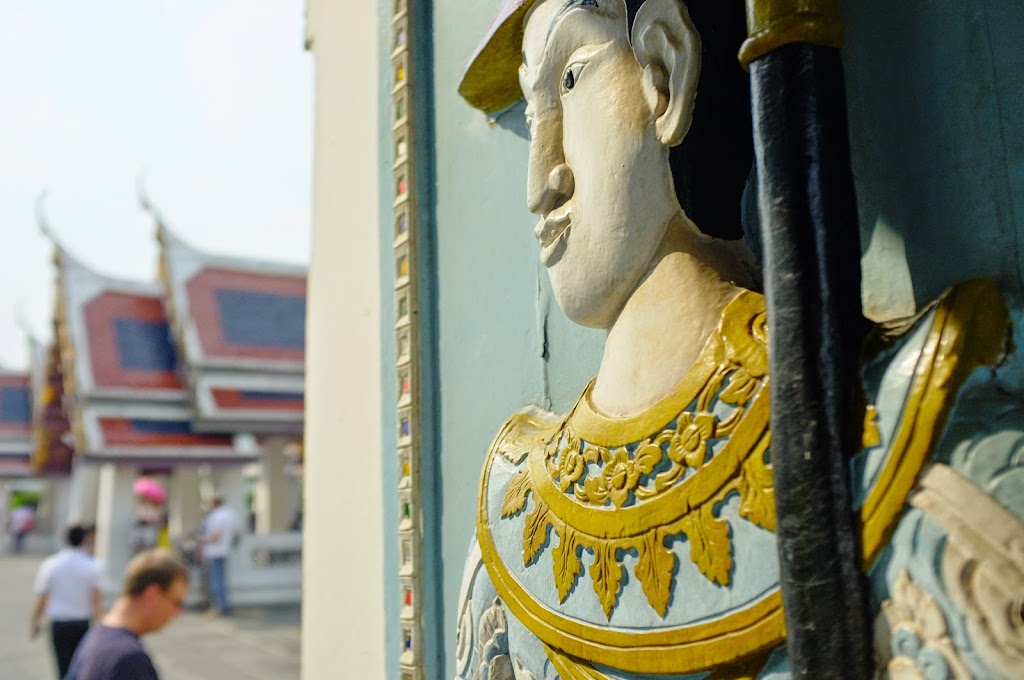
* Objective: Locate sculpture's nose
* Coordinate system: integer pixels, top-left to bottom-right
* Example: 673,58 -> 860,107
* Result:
526,116 -> 574,215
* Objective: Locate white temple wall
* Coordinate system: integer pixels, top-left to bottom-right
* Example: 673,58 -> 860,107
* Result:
302,0 -> 386,678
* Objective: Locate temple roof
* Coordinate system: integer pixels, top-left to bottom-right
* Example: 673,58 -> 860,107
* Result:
0,368 -> 32,451
51,244 -> 245,463
156,223 -> 306,434
0,367 -> 34,477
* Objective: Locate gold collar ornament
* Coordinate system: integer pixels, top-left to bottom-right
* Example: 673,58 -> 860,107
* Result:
495,291 -> 774,619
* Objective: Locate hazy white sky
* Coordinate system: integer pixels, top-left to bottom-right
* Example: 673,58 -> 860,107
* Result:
0,0 -> 313,369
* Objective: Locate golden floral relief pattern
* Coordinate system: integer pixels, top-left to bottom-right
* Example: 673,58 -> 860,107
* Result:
498,293 -> 777,619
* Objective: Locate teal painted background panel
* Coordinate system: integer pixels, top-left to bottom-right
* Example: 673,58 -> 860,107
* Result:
378,1 -> 1024,678
844,0 -> 1024,309
429,1 -> 603,678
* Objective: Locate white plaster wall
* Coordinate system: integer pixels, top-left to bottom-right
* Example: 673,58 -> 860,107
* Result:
302,1 -> 385,679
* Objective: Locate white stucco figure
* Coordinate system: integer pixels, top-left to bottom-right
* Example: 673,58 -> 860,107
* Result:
454,0 -> 1024,678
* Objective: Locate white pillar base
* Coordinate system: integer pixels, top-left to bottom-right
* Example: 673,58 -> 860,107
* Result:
255,438 -> 293,533
95,463 -> 137,596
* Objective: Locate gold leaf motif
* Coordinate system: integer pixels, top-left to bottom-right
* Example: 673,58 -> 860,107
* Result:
719,368 -> 759,405
634,530 -> 676,617
551,526 -> 582,603
494,409 -> 561,465
590,542 -> 622,620
522,501 -> 550,566
633,441 -> 664,476
737,450 -> 776,532
600,449 -> 642,508
668,412 -> 716,468
722,310 -> 768,377
501,468 -> 532,518
862,404 -> 881,448
556,448 -> 585,491
681,505 -> 733,586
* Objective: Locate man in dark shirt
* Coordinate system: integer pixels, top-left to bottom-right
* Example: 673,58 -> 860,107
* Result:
66,549 -> 189,680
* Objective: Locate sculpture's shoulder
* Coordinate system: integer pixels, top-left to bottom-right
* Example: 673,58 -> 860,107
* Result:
866,278 -> 1024,678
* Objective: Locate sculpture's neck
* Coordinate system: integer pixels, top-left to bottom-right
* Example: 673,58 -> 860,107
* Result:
590,214 -> 754,417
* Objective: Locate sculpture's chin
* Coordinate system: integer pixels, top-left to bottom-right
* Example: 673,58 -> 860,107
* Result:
549,279 -> 621,330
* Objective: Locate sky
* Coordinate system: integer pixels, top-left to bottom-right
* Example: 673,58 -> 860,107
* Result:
0,0 -> 313,369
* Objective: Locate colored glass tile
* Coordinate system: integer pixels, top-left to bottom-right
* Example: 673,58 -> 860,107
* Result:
395,97 -> 406,121
399,256 -> 409,278
403,461 -> 410,476
405,589 -> 413,606
396,213 -> 408,234
397,177 -> 406,196
395,65 -> 405,84
404,633 -> 412,650
395,28 -> 406,48
396,138 -> 407,158
402,377 -> 410,394
403,502 -> 410,518
399,297 -> 408,317
401,418 -> 410,436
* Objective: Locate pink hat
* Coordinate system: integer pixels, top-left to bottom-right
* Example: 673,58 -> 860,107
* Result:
132,477 -> 168,504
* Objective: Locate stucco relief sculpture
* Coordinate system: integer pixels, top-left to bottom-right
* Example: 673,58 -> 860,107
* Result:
454,0 -> 1024,678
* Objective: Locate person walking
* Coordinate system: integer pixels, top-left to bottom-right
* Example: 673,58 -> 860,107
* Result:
65,549 -> 189,680
9,502 -> 35,553
30,525 -> 103,679
200,496 -> 238,616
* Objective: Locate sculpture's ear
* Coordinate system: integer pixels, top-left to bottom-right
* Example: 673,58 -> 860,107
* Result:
631,0 -> 700,147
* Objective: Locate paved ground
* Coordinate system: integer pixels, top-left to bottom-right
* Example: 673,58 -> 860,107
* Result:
0,550 -> 300,680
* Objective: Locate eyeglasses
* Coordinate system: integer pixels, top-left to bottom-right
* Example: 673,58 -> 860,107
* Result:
161,590 -> 185,611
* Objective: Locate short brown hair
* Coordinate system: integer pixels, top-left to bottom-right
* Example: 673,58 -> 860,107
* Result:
122,549 -> 190,598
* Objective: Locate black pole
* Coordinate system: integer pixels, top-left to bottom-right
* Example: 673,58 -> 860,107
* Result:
744,17 -> 873,680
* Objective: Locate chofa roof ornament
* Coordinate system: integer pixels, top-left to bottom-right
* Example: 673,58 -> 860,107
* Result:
458,0 -> 537,114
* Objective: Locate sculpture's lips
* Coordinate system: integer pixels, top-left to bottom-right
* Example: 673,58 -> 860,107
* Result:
536,212 -> 571,266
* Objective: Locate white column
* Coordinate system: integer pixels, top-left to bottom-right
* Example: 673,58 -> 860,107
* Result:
48,477 -> 71,547
304,0 -> 385,677
94,463 -> 137,596
168,467 -> 202,541
66,461 -> 101,525
254,438 -> 291,533
0,480 -> 10,551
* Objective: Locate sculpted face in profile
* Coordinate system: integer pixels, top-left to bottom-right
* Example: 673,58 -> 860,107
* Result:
519,0 -> 756,416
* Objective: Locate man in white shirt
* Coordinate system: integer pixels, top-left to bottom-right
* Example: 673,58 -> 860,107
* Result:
200,497 -> 239,615
31,525 -> 103,679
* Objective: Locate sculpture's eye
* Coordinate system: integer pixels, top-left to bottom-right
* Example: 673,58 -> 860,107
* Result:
561,63 -> 584,93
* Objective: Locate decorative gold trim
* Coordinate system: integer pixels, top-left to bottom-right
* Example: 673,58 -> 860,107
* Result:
859,278 -> 1010,566
570,290 -> 763,446
545,642 -> 773,680
477,291 -> 784,673
476,279 -> 1008,674
739,0 -> 844,67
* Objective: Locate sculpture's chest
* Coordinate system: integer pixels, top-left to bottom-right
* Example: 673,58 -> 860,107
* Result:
476,283 -> 1013,677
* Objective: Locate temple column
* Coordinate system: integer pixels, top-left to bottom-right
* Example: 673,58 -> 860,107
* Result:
254,438 -> 291,533
48,477 -> 71,546
66,461 -> 101,525
168,466 -> 203,540
0,479 -> 10,551
94,463 -> 137,595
